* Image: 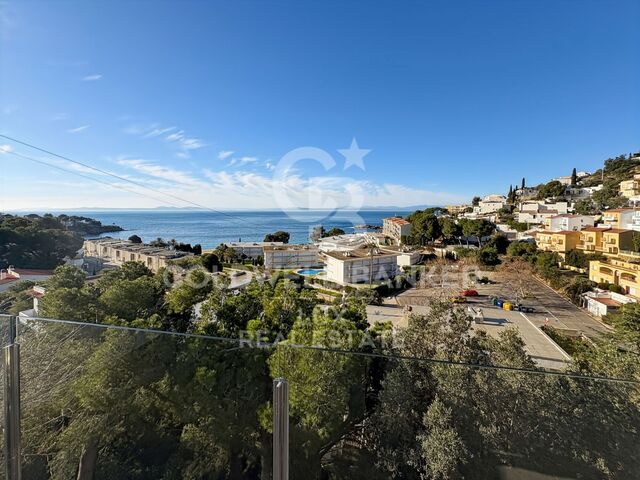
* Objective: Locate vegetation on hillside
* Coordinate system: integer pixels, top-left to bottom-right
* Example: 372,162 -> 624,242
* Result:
14,261 -> 640,479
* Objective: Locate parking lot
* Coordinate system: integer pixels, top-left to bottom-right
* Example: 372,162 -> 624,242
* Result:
382,268 -> 613,370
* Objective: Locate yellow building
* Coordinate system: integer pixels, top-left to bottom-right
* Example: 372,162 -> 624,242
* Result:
445,204 -> 470,215
577,227 -> 633,256
589,257 -> 640,298
619,175 -> 640,199
601,208 -> 634,229
535,230 -> 580,258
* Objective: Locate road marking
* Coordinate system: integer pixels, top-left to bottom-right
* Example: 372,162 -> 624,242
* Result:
519,312 -> 571,361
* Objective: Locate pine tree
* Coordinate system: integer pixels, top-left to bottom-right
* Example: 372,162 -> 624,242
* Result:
521,177 -> 525,189
571,167 -> 577,186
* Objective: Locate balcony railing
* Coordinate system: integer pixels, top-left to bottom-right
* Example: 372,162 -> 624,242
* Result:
0,314 -> 638,479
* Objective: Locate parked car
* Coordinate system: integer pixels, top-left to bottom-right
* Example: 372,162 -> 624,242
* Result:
512,304 -> 535,313
449,296 -> 467,304
462,289 -> 479,297
232,271 -> 248,277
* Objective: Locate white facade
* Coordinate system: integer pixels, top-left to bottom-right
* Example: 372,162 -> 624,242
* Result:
582,290 -> 636,317
601,209 -> 635,230
382,217 -> 412,245
324,249 -> 399,285
83,238 -> 191,273
474,194 -> 506,215
545,214 -> 595,232
263,244 -> 320,269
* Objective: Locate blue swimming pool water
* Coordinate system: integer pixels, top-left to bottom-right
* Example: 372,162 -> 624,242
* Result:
297,268 -> 325,275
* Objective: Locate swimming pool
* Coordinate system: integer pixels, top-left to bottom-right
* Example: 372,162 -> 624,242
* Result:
297,268 -> 325,275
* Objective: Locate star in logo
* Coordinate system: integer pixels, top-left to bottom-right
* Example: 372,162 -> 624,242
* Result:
338,137 -> 370,170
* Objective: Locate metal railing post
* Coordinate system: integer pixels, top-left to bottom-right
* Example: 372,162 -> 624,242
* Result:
3,316 -> 21,480
272,377 -> 289,480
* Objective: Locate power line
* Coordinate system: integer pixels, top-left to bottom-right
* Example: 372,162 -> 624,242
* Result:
4,150 -> 189,210
0,134 -> 267,230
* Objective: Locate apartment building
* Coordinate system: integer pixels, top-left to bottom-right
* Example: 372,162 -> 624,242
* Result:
577,227 -> 633,256
83,237 -> 192,273
545,214 -> 594,232
445,204 -> 470,215
619,174 -> 640,199
382,217 -> 412,245
324,248 -> 399,285
217,241 -> 284,259
535,231 -> 580,258
263,244 -> 320,270
589,257 -> 640,298
601,208 -> 635,229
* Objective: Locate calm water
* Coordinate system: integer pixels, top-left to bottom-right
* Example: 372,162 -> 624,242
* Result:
59,209 -> 413,249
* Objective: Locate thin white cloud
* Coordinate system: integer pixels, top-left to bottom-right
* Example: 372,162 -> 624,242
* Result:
68,125 -> 90,134
82,74 -> 103,81
229,156 -> 259,166
52,112 -> 68,121
143,126 -> 175,138
117,157 -> 206,188
166,130 -> 184,142
0,144 -> 13,153
218,150 -> 234,160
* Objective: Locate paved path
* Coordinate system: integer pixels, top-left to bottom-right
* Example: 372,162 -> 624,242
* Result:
470,301 -> 570,370
475,273 -> 610,338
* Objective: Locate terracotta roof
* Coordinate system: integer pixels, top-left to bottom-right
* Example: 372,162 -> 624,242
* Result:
593,297 -> 621,307
0,277 -> 18,286
604,208 -> 634,213
604,228 -> 633,234
554,230 -> 580,235
384,217 -> 410,225
582,226 -> 610,232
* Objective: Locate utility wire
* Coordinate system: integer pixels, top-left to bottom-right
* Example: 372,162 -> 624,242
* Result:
4,150 -> 188,209
0,134 -> 267,230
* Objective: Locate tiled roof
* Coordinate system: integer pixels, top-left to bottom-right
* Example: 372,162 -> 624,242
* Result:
384,217 -> 410,225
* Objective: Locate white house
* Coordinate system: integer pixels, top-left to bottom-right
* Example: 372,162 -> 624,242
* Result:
545,214 -> 595,232
582,289 -> 636,317
474,194 -> 506,215
324,248 -> 399,285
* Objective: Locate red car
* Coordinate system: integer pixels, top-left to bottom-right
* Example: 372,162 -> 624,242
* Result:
462,289 -> 479,297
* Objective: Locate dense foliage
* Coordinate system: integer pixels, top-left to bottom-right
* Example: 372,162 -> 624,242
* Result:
7,252 -> 640,479
0,213 -> 84,268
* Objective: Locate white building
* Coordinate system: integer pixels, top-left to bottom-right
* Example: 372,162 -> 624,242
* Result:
220,241 -> 284,259
263,244 -> 320,270
582,289 -> 636,317
545,214 -> 595,232
474,194 -> 506,215
382,217 -> 411,245
83,237 -> 192,273
324,248 -> 399,285
317,233 -> 369,253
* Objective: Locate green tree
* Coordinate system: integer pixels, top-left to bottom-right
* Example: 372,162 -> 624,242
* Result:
324,227 -> 346,237
571,167 -> 578,186
47,265 -> 86,290
264,231 -> 290,243
438,217 -> 462,242
201,252 -> 223,272
128,234 -> 143,244
536,180 -> 566,199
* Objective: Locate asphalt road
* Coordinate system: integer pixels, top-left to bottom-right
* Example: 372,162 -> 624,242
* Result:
476,273 -> 610,338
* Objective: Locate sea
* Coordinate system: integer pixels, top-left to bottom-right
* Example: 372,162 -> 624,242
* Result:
53,209 -> 414,249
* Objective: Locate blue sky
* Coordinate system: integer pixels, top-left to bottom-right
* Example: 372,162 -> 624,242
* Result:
1,0 -> 639,210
